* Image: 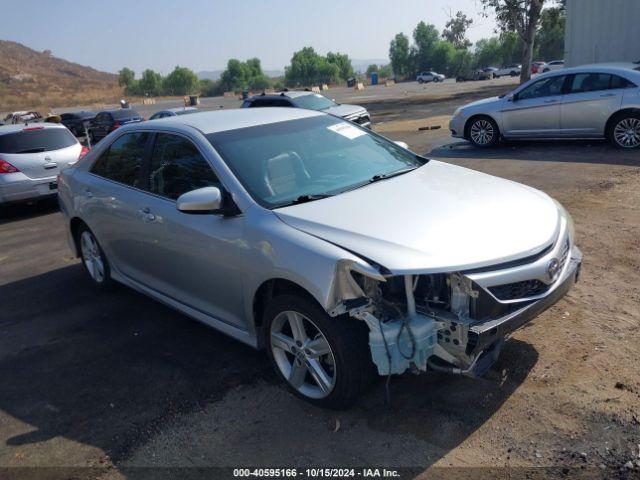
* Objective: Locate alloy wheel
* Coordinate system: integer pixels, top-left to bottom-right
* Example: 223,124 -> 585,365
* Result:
613,117 -> 640,148
80,230 -> 105,283
470,119 -> 495,145
270,310 -> 336,399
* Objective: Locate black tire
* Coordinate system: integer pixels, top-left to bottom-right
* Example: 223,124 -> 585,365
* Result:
417,78 -> 424,84
466,116 -> 500,148
510,71 -> 518,77
542,68 -> 550,73
607,111 -> 640,149
263,294 -> 375,409
77,225 -> 115,290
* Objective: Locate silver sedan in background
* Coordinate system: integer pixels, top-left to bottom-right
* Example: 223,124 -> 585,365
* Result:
58,108 -> 581,408
450,63 -> 640,148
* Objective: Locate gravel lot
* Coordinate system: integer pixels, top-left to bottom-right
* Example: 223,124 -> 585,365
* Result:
1,79 -> 639,480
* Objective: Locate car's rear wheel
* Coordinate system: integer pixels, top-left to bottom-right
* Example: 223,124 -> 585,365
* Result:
608,112 -> 640,149
78,226 -> 114,290
264,294 -> 375,409
467,116 -> 500,148
417,78 -> 424,84
510,71 -> 518,77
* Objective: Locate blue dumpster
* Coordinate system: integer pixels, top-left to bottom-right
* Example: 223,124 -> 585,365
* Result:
371,72 -> 378,85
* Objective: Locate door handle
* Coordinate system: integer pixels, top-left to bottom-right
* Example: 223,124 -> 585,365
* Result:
544,99 -> 558,103
600,93 -> 615,97
137,206 -> 156,222
84,188 -> 92,198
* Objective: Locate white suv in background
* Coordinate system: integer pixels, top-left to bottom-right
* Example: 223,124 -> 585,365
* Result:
494,64 -> 522,77
416,71 -> 445,83
546,60 -> 565,72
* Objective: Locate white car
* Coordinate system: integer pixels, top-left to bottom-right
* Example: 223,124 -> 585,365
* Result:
416,71 -> 445,83
494,64 -> 522,78
0,123 -> 86,204
546,60 -> 565,72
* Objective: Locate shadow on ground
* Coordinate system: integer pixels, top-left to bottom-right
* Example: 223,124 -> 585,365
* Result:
1,262 -> 538,476
0,198 -> 59,225
430,139 -> 640,167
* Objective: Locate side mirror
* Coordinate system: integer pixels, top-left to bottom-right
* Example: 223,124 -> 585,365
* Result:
176,186 -> 222,213
509,93 -> 518,102
394,140 -> 409,150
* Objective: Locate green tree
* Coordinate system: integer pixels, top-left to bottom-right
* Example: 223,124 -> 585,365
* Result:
389,33 -> 411,79
326,52 -> 354,81
378,64 -> 393,78
535,6 -> 565,60
118,67 -> 135,88
442,11 -> 473,49
138,69 -> 163,96
199,78 -> 218,97
163,66 -> 199,95
219,57 -> 272,92
498,31 -> 525,65
412,22 -> 440,72
479,0 -> 547,82
449,49 -> 474,77
284,47 -> 340,86
366,64 -> 379,76
474,37 -> 503,68
431,41 -> 456,75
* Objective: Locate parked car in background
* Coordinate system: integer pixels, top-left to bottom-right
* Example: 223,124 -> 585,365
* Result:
449,63 -> 640,149
149,107 -> 200,120
531,61 -> 548,74
456,69 -> 493,82
89,109 -> 144,143
60,111 -> 96,137
546,60 -> 565,72
241,91 -> 371,128
0,123 -> 87,204
416,71 -> 445,83
495,64 -> 522,77
482,67 -> 499,78
58,107 -> 581,408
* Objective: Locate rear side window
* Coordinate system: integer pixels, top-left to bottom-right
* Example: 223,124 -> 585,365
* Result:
91,132 -> 149,187
0,128 -> 77,154
568,73 -> 611,93
148,133 -> 219,200
610,75 -> 635,89
249,98 -> 292,107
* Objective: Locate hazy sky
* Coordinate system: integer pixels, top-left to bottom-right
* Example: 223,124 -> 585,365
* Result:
0,0 -> 497,74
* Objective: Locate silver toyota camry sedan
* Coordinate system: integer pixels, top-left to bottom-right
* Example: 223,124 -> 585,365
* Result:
58,108 -> 582,408
449,63 -> 640,149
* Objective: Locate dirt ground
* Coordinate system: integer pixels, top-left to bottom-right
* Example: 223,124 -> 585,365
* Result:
1,80 -> 639,480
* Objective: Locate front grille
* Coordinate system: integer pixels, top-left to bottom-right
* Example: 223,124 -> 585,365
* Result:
489,279 -> 549,301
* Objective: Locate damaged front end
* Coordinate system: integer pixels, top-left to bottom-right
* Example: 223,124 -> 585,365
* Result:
328,239 -> 583,379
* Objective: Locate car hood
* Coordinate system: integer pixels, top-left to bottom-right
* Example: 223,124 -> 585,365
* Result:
461,96 -> 503,111
323,104 -> 367,118
275,160 -> 560,274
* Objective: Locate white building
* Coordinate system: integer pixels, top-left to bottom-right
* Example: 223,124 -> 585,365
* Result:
565,0 -> 640,67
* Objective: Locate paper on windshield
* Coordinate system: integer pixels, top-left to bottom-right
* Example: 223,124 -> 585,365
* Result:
327,123 -> 366,140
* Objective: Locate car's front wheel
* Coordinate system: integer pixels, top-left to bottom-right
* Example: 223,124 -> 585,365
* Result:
78,225 -> 114,290
264,294 -> 375,409
417,78 -> 424,84
608,112 -> 640,149
467,116 -> 500,148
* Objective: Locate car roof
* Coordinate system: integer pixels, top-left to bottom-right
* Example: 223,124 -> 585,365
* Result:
248,90 -> 316,101
137,107 -> 324,134
534,63 -> 640,79
0,122 -> 67,136
165,107 -> 198,113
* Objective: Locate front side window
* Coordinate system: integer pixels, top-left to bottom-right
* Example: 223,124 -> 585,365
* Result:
148,134 -> 219,200
90,132 -> 149,187
208,115 -> 425,209
292,94 -> 336,111
517,75 -> 566,100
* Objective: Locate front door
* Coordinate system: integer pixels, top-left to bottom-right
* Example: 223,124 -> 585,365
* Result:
501,75 -> 567,137
134,132 -> 247,328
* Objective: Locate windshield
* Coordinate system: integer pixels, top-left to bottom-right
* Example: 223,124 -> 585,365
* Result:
207,115 -> 425,209
113,109 -> 141,119
292,94 -> 337,111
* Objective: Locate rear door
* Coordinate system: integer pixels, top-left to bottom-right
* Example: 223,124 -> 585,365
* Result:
560,73 -> 625,136
82,131 -> 152,280
501,74 -> 568,137
0,126 -> 80,181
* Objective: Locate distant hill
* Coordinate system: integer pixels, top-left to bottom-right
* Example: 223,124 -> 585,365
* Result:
0,40 -> 122,111
197,69 -> 285,81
